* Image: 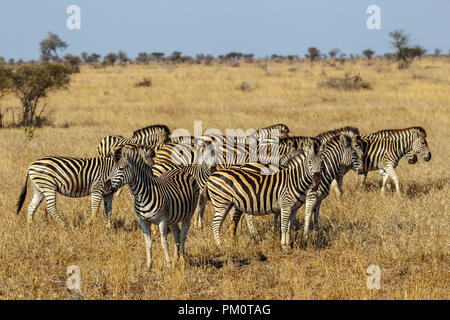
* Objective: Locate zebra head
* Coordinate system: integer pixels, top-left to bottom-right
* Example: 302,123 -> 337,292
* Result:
411,129 -> 431,162
105,144 -> 154,193
406,152 -> 418,164
341,134 -> 364,174
303,138 -> 325,190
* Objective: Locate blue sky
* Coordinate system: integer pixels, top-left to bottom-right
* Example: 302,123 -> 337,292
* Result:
0,0 -> 448,60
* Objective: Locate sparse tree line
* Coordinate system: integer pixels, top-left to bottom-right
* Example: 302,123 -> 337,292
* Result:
0,29 -> 448,128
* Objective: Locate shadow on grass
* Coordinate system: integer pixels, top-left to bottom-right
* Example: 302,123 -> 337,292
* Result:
188,252 -> 267,269
405,178 -> 449,199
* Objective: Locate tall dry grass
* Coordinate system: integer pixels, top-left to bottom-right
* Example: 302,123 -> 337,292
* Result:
0,57 -> 448,299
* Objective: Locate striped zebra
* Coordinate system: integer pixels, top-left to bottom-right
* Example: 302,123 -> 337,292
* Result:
232,133 -> 364,241
313,126 -> 362,197
152,133 -> 300,228
97,124 -> 170,157
16,156 -> 117,227
359,127 -> 431,194
206,138 -> 324,249
361,128 -> 419,164
104,144 -> 200,268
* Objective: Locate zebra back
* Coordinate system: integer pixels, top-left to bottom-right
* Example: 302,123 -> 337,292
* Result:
28,156 -> 115,197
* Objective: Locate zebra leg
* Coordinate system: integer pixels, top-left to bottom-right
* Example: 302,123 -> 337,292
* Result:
194,191 -> 207,229
139,218 -> 153,269
380,170 -> 389,194
179,219 -> 191,260
387,167 -> 401,194
244,214 -> 257,239
230,208 -> 243,238
27,182 -> 44,224
302,189 -> 317,242
158,220 -> 172,265
88,191 -> 103,226
211,203 -> 233,249
41,189 -> 65,227
331,176 -> 343,198
280,206 -> 295,250
103,193 -> 114,228
273,212 -> 279,233
312,200 -> 322,231
169,223 -> 181,260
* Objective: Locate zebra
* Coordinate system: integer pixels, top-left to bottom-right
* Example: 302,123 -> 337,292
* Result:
361,128 -> 421,164
313,126 -> 363,197
206,137 -> 324,250
232,133 -> 365,241
97,124 -> 170,157
151,154 -> 216,229
358,127 -> 431,194
104,144 -> 200,268
151,133 -> 301,228
16,156 -> 117,227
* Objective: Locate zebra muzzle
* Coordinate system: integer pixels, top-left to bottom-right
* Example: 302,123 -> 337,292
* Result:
424,153 -> 431,162
104,179 -> 115,194
312,172 -> 321,190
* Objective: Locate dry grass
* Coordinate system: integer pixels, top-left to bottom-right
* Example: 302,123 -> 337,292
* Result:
0,58 -> 448,299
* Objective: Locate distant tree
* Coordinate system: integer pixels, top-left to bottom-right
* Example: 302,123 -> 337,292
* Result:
0,57 -> 5,65
63,54 -> 81,73
39,32 -> 68,62
0,65 -> 11,127
408,46 -> 426,59
306,47 -> 321,65
225,52 -> 243,61
103,53 -> 118,66
117,50 -> 130,64
363,49 -> 375,60
170,51 -> 182,62
243,53 -> 254,62
136,52 -> 149,64
151,52 -> 165,61
81,52 -> 89,63
433,48 -> 442,56
389,29 -> 414,69
6,63 -> 72,126
328,48 -> 340,59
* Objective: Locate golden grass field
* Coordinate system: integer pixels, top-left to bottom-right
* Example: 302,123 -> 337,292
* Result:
0,57 -> 448,299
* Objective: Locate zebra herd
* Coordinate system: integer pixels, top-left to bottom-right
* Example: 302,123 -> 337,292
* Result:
16,124 -> 431,268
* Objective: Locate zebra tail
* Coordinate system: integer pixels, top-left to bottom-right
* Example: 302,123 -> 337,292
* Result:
16,173 -> 29,214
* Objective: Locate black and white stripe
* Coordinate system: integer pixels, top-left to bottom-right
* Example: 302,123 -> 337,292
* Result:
359,127 -> 431,193
206,138 -> 324,249
237,134 -> 364,239
16,156 -> 116,227
104,144 -> 199,268
97,124 -> 170,157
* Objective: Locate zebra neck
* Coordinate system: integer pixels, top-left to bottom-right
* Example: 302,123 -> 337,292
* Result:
319,150 -> 343,195
393,136 -> 413,158
129,164 -> 156,202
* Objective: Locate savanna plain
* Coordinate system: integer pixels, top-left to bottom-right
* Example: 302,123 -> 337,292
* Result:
0,58 -> 448,299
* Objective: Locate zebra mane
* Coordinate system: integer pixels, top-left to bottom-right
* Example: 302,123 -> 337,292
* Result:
316,126 -> 360,141
369,126 -> 427,137
132,124 -> 171,138
280,136 -> 312,150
